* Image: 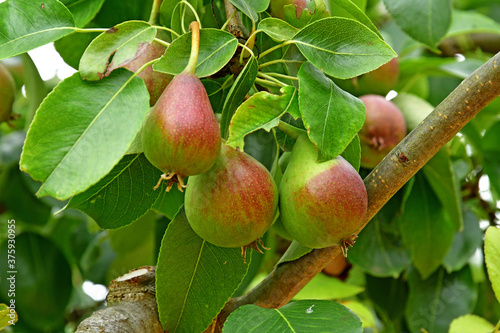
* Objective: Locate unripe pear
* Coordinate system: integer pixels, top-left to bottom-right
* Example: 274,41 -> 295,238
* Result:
279,135 -> 368,249
185,143 -> 279,249
358,95 -> 406,169
141,22 -> 221,191
122,41 -> 172,106
0,62 -> 16,124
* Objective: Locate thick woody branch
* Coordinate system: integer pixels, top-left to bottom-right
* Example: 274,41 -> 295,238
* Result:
75,267 -> 163,333
223,0 -> 249,38
218,51 -> 500,320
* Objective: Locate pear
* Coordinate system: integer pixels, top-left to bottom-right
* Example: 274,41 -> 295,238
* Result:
185,142 -> 279,250
141,22 -> 221,191
122,41 -> 172,106
358,94 -> 406,169
279,135 -> 367,249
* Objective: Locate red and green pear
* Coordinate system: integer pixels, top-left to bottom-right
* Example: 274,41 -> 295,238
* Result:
185,143 -> 279,249
279,135 -> 368,249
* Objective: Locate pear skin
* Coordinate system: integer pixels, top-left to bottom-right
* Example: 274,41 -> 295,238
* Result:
279,135 -> 367,249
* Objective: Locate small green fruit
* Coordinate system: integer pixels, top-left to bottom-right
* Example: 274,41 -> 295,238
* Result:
0,63 -> 16,124
358,95 -> 406,169
279,135 -> 368,249
185,143 -> 279,248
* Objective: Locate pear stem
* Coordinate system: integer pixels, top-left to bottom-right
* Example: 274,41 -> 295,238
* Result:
184,21 -> 200,76
277,121 -> 306,140
148,0 -> 163,25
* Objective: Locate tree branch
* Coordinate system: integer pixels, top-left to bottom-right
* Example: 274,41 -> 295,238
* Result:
218,51 -> 500,322
75,267 -> 163,333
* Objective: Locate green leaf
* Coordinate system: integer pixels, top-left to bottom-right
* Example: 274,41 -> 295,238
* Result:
341,135 -> 361,172
398,174 -> 456,279
55,29 -> 100,69
443,210 -> 483,273
220,56 -> 259,139
227,86 -> 298,150
258,18 -> 298,41
154,29 -> 238,78
67,154 -> 162,229
383,0 -> 452,49
61,0 -> 106,28
223,300 -> 363,333
365,275 -> 408,328
294,274 -> 364,300
422,147 -> 462,231
0,0 -> 75,60
292,18 -> 396,79
20,70 -> 150,200
342,301 -> 377,330
277,241 -> 313,265
325,0 -> 381,38
156,209 -> 249,333
152,186 -> 185,220
406,266 -> 477,333
170,2 -> 197,38
348,212 -> 410,278
202,79 -> 225,113
298,62 -> 365,162
79,21 -> 156,81
0,233 -> 72,331
485,226 -> 500,303
228,0 -> 270,22
449,314 -> 494,333
284,0 -> 330,29
446,10 -> 500,38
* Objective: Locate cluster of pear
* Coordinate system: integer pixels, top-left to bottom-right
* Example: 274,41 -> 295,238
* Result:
139,22 -> 369,255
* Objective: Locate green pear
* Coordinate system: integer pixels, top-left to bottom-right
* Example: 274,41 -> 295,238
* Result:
279,135 -> 368,249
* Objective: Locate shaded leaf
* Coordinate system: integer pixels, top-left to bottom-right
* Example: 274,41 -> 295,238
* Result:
383,0 -> 451,49
154,29 -> 238,78
342,301 -> 377,330
398,174 -> 455,279
156,209 -> 249,333
422,147 -> 462,231
20,70 -> 150,200
406,266 -> 477,333
348,211 -> 410,278
482,121 -> 500,197
79,21 -> 156,81
223,300 -> 362,333
298,62 -> 365,162
0,0 -> 75,60
0,233 -> 72,331
220,56 -> 259,139
258,18 -> 298,41
485,226 -> 500,303
292,17 -> 396,79
341,135 -> 361,172
61,0 -> 106,28
152,186 -> 185,220
227,86 -> 298,150
55,29 -> 100,69
443,210 -> 483,273
228,0 -> 269,22
67,154 -> 162,229
446,9 -> 500,38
